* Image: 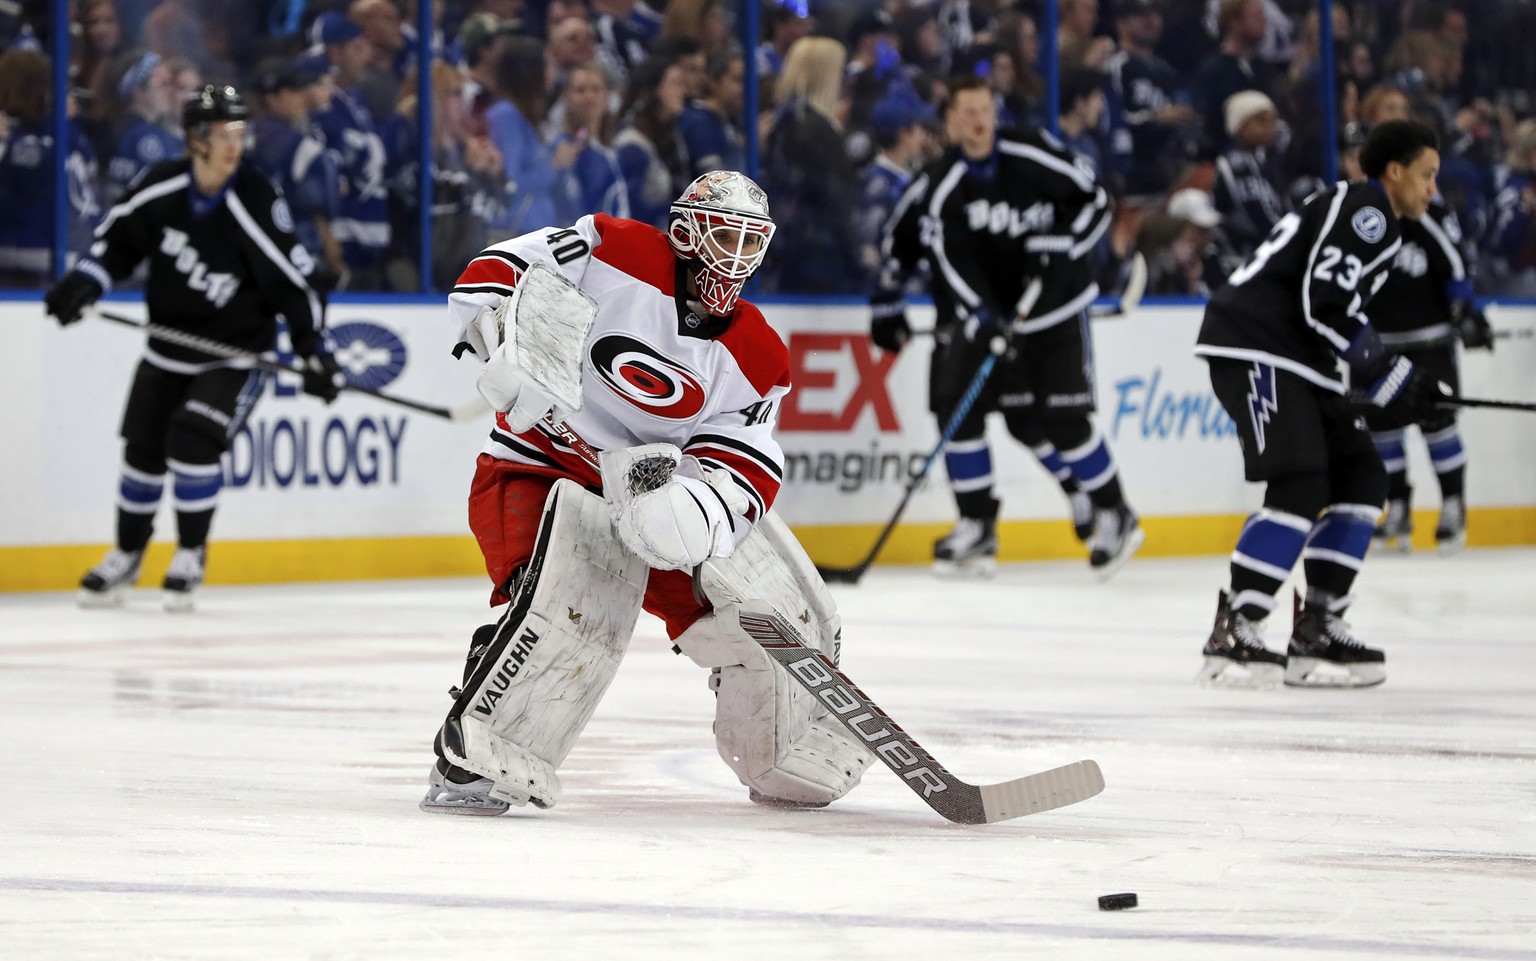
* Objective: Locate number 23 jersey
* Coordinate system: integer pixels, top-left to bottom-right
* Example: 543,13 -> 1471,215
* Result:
1196,181 -> 1403,393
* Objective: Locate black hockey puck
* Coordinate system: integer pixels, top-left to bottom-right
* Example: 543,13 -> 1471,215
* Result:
1098,892 -> 1138,911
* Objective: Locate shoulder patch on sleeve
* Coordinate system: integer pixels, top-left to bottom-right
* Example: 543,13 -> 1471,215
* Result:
272,197 -> 295,233
136,134 -> 165,163
1351,206 -> 1386,243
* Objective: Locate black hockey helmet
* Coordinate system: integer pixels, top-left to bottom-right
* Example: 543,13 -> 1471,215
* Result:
182,84 -> 249,135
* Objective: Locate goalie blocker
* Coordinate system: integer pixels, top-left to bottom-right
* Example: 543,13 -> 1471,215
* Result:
425,475 -> 873,813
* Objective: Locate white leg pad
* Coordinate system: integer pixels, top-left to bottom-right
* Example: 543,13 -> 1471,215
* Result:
677,513 -> 874,806
437,479 -> 649,808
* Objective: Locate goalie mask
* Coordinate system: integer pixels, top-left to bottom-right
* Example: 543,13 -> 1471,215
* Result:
667,171 -> 776,316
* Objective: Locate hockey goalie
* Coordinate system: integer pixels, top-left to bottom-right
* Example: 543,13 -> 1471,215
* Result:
420,171 -> 876,815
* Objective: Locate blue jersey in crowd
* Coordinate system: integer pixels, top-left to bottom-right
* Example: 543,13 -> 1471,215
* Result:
107,120 -> 183,204
248,115 -> 341,271
312,88 -> 391,271
678,103 -> 744,178
0,120 -> 100,276
485,100 -> 559,234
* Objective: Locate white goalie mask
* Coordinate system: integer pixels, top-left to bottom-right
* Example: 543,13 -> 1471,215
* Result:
667,170 -> 776,316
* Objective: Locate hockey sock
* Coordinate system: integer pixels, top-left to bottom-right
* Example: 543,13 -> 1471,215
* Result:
1424,423 -> 1467,498
170,459 -> 223,549
1033,442 -> 1080,495
1228,508 -> 1311,620
1371,429 -> 1410,500
943,437 -> 996,518
1052,422 -> 1123,509
115,460 -> 164,551
1302,504 -> 1378,601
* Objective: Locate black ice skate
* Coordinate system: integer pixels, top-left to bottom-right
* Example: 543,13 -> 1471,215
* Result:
1088,504 -> 1144,581
1372,497 -> 1412,554
1069,489 -> 1095,542
78,548 -> 145,608
933,516 -> 998,577
1286,593 -> 1386,688
1435,494 -> 1466,555
1195,590 -> 1286,689
162,546 -> 206,613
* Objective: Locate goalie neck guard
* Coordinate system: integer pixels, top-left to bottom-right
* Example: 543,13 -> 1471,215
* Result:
667,171 -> 776,317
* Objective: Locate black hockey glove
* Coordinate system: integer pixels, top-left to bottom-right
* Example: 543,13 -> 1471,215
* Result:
870,290 -> 912,353
44,269 -> 104,327
961,307 -> 1013,354
301,352 -> 345,404
1452,300 -> 1494,351
1354,355 -> 1447,428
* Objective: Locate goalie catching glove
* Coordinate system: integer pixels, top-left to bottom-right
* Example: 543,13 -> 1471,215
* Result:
599,443 -> 751,571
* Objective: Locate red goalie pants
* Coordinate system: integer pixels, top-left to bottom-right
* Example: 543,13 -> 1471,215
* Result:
467,453 -> 711,639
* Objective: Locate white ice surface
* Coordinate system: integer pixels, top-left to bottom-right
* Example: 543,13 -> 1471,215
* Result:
2,550 -> 1534,961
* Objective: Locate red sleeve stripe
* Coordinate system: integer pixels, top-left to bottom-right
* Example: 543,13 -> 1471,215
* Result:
689,432 -> 783,479
695,457 -> 765,522
690,448 -> 780,515
455,253 -> 525,291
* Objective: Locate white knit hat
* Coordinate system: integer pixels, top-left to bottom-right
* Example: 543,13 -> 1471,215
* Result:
1224,90 -> 1277,137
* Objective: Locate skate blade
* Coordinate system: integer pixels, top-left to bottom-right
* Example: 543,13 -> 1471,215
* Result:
1371,535 -> 1413,555
1092,525 -> 1146,583
163,590 -> 196,614
1195,656 -> 1282,690
1284,657 -> 1386,688
1436,533 -> 1466,556
932,557 -> 997,579
78,587 -> 129,609
419,795 -> 511,816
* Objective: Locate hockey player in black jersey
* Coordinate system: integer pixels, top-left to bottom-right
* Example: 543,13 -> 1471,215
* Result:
1363,196 -> 1492,554
870,164 -> 1096,577
43,85 -> 343,611
1194,120 -> 1446,689
872,76 -> 1140,579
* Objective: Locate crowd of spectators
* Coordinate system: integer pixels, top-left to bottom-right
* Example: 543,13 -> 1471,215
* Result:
2,0 -> 1535,297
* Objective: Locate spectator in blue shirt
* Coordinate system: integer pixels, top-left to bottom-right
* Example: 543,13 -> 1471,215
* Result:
678,49 -> 745,178
549,62 -> 628,222
485,35 -> 560,234
103,50 -> 182,206
0,46 -> 100,285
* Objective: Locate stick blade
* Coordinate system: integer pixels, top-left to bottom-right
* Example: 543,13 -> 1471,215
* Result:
978,759 -> 1105,823
1121,252 -> 1148,313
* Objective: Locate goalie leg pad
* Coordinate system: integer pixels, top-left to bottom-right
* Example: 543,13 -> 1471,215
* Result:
435,478 -> 649,808
676,602 -> 873,806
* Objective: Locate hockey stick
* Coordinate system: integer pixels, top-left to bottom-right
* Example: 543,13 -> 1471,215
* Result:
1437,395 -> 1536,412
737,606 -> 1105,824
906,251 -> 1148,338
1492,327 -> 1533,340
816,339 -> 1005,585
89,308 -> 487,422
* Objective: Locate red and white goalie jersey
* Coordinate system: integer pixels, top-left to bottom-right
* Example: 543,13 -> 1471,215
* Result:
448,213 -> 789,526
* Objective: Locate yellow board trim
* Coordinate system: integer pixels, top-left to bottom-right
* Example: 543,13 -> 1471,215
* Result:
4,508 -> 1534,592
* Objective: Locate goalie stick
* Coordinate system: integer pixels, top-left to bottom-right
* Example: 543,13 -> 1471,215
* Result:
736,606 -> 1105,824
1437,394 -> 1536,413
89,308 -> 487,422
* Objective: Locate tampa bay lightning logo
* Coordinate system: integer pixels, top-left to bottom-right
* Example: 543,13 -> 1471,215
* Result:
1246,362 -> 1279,454
325,321 -> 407,389
1351,206 -> 1386,243
590,333 -> 706,419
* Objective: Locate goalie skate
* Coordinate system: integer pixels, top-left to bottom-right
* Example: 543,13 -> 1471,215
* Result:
932,516 -> 997,577
419,759 -> 512,816
78,548 -> 144,608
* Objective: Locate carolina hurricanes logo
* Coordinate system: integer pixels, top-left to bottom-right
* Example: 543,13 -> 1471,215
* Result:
589,334 -> 706,419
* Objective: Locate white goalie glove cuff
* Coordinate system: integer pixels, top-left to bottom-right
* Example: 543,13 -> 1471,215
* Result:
476,338 -> 560,432
600,444 -> 750,571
